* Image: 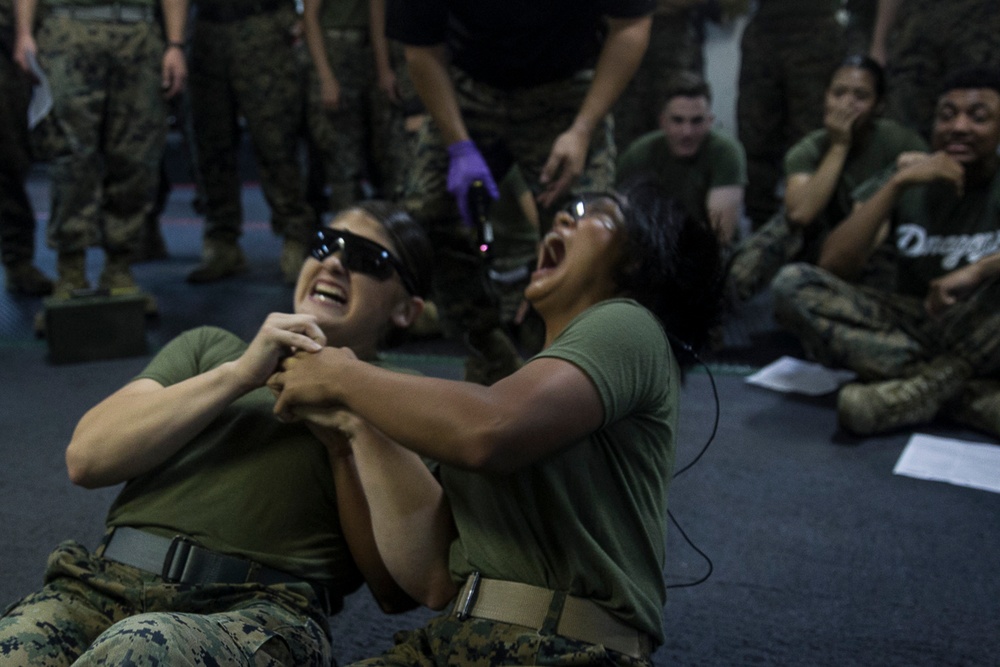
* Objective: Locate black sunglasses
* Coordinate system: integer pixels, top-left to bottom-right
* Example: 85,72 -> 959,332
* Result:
310,228 -> 419,296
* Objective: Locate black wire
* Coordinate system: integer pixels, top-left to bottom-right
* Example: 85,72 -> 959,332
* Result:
664,338 -> 719,588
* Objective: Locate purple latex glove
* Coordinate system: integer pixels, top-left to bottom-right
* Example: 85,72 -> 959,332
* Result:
447,140 -> 499,227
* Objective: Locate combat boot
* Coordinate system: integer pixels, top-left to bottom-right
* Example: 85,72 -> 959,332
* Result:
280,237 -> 306,286
100,252 -> 158,315
463,327 -> 523,386
52,251 -> 90,299
187,239 -> 246,283
837,356 -> 973,436
4,261 -> 53,296
943,379 -> 1000,439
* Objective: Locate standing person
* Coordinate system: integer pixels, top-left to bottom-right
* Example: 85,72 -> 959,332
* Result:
0,0 -> 52,296
184,0 -> 315,286
616,71 -> 746,247
0,201 -> 433,665
736,0 -> 845,229
386,0 -> 653,386
13,0 -> 187,311
727,55 -> 927,301
772,67 -> 1000,438
270,178 -> 725,665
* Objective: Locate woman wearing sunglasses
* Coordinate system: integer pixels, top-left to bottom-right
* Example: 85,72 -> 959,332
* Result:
0,201 -> 431,666
270,178 -> 725,666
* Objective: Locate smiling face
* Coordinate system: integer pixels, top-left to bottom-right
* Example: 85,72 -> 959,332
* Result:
525,196 -> 626,335
931,87 -> 1000,166
293,209 -> 416,359
659,95 -> 713,158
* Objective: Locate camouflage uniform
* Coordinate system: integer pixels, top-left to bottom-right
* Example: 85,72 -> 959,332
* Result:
736,0 -> 845,228
35,0 -> 166,257
772,263 -> 1000,382
0,541 -> 331,667
305,0 -> 377,214
883,0 -> 1000,138
612,0 -> 705,152
402,68 -> 616,341
0,0 -> 38,270
349,612 -> 651,667
188,1 -> 314,245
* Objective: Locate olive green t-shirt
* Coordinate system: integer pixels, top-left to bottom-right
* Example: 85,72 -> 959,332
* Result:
441,299 -> 678,645
320,0 -> 368,30
105,327 -> 364,594
617,128 -> 747,224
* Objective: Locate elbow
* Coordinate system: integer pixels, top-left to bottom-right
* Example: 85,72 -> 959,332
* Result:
65,439 -> 105,489
422,575 -> 460,611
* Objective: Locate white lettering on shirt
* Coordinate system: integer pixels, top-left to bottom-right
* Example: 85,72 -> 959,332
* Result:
896,224 -> 1000,270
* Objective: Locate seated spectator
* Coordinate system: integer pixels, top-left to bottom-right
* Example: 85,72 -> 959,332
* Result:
269,177 -> 725,666
772,67 -> 1000,438
0,201 -> 432,665
727,55 -> 927,301
617,71 -> 747,246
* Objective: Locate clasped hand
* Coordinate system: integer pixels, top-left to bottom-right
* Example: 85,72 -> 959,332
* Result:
268,346 -> 357,423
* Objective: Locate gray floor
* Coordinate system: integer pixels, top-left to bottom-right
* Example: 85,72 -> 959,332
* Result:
2,172 -> 998,665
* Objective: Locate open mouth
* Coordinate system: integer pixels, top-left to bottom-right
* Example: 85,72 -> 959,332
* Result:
311,281 -> 347,305
536,234 -> 566,273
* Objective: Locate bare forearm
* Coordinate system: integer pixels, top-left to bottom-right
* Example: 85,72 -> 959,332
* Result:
14,0 -> 37,39
405,44 -> 467,145
348,432 -> 457,609
159,0 -> 187,43
302,0 -> 335,83
67,363 -> 253,488
818,176 -> 902,279
569,15 -> 651,137
369,0 -> 392,77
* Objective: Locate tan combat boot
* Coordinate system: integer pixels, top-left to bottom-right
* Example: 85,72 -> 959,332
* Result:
100,252 -> 158,315
187,239 -> 247,283
837,356 -> 973,436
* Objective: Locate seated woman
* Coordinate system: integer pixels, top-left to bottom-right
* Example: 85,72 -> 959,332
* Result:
727,54 -> 928,301
269,177 -> 724,665
0,201 -> 432,666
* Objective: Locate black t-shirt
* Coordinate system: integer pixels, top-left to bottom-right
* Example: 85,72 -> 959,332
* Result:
386,0 -> 653,89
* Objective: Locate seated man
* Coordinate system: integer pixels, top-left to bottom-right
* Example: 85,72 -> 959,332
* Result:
772,67 -> 1000,438
0,201 -> 432,665
616,71 -> 747,246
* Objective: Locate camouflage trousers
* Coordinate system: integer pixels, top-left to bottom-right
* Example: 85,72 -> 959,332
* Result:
771,263 -> 1000,381
189,6 -> 314,244
348,611 -> 651,667
37,14 -> 166,255
0,49 -> 37,266
305,28 -> 376,213
0,541 -> 332,667
725,211 -> 897,302
737,14 -> 844,228
403,67 -> 615,339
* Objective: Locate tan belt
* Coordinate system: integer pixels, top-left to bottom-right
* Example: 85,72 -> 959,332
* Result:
453,573 -> 652,660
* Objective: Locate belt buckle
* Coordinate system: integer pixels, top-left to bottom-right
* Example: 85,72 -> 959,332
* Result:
161,534 -> 196,583
455,571 -> 481,620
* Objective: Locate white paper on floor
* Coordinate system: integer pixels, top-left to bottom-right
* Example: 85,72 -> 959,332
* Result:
745,356 -> 856,396
894,433 -> 1000,494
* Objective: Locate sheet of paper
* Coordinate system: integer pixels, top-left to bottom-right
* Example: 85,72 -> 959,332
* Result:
894,433 -> 1000,494
744,355 -> 856,396
27,51 -> 53,129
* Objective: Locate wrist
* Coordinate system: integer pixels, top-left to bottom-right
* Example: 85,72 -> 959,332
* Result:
165,40 -> 185,51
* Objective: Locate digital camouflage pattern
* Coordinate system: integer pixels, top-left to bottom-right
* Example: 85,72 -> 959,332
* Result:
349,611 -> 651,667
0,541 -> 332,667
188,6 -> 314,245
402,67 -> 615,353
771,263 -> 1000,381
36,15 -> 166,255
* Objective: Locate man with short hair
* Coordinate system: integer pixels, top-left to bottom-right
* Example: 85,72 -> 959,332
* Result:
616,71 -> 746,245
772,67 -> 1000,439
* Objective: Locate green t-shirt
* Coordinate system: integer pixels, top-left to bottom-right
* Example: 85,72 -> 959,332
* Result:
320,0 -> 368,30
784,118 -> 928,233
616,128 -> 747,224
441,299 -> 678,645
105,327 -> 364,594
